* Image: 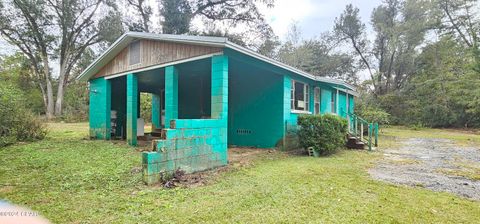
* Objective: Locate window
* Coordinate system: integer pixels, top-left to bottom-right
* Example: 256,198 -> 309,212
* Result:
331,91 -> 336,114
314,87 -> 320,114
129,41 -> 141,65
291,80 -> 309,112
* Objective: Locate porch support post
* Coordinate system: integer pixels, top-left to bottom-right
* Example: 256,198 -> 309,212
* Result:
126,73 -> 138,146
151,93 -> 161,130
211,55 -> 229,165
165,66 -> 178,128
89,77 -> 111,140
211,55 -> 228,119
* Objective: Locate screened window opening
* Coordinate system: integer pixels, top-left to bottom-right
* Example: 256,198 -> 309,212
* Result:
129,41 -> 141,65
291,80 -> 309,112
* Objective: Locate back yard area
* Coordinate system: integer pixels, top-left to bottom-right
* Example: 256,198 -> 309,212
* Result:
1,123 -> 480,223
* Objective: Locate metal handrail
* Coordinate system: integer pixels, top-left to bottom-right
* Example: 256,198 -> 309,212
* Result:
345,110 -> 378,151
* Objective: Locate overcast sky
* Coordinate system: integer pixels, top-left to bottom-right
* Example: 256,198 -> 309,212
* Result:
260,0 -> 382,40
0,0 -> 383,55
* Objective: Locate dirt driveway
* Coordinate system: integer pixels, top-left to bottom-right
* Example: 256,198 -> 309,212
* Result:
369,137 -> 480,200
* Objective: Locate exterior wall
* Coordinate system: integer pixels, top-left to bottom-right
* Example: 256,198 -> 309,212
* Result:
142,55 -> 228,185
228,69 -> 284,148
339,91 -> 347,118
320,88 -> 332,114
89,77 -> 111,139
281,74 -> 355,149
94,39 -> 222,79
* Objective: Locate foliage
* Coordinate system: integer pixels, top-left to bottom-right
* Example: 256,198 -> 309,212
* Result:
297,114 -> 348,155
140,92 -> 152,123
335,0 -> 438,95
0,83 -> 47,147
61,82 -> 89,122
0,0 -> 123,118
355,103 -> 390,126
276,24 -> 359,83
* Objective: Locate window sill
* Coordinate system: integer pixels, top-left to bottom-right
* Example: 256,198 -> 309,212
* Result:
291,110 -> 312,115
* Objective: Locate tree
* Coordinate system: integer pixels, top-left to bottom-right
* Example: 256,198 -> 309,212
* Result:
438,0 -> 480,72
0,0 -> 124,118
126,0 -> 152,32
334,1 -> 437,95
334,4 -> 376,90
0,0 -> 56,118
48,0 -> 124,116
277,24 -> 359,83
159,0 -> 274,34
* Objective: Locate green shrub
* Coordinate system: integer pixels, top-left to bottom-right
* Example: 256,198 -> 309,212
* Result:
357,107 -> 391,126
297,114 -> 348,155
0,83 -> 47,147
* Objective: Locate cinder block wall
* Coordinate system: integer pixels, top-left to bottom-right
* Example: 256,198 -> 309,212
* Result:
143,119 -> 227,184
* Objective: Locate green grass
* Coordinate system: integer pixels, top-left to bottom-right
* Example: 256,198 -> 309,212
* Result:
1,123 -> 480,223
380,126 -> 480,146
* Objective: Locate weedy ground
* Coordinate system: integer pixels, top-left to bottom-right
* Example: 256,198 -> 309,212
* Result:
0,123 -> 479,223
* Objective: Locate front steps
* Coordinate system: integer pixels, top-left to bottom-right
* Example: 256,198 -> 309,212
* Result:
346,135 -> 365,149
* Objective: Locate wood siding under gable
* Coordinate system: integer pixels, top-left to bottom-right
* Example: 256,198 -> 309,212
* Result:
93,39 -> 223,79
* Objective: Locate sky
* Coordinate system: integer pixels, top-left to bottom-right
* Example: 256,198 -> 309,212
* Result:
260,0 -> 382,40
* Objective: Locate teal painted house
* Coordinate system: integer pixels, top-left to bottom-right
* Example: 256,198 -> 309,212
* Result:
78,32 -> 357,184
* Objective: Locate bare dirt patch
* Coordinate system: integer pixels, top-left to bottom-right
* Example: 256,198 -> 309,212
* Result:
169,147 -> 278,188
369,138 -> 480,200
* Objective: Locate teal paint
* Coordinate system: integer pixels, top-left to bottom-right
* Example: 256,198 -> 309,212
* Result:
142,55 -> 229,185
151,93 -> 161,129
127,73 -> 138,146
211,55 -> 228,119
165,66 -> 178,128
89,77 -> 111,139
228,63 -> 284,148
320,88 -> 332,114
348,94 -> 355,114
338,91 -> 347,118
143,119 -> 227,184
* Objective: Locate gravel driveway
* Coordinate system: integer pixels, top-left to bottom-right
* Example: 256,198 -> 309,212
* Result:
369,138 -> 480,200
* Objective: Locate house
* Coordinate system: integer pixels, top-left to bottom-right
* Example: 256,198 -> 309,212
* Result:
78,32 -> 357,184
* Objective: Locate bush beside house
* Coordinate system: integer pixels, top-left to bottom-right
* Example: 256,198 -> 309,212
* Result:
297,114 -> 348,156
0,83 -> 47,147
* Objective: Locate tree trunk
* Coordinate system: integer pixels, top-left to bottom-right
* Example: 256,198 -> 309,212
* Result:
41,53 -> 55,120
55,62 -> 68,116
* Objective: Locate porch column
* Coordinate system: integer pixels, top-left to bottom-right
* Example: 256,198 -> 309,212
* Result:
211,55 -> 229,165
151,93 -> 161,130
211,55 -> 228,119
89,77 -> 111,140
165,66 -> 178,128
127,73 -> 138,146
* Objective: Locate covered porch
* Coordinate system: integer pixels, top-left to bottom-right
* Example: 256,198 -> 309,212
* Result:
89,55 -> 229,183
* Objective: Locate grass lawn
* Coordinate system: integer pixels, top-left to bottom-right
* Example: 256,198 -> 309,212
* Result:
1,123 -> 479,223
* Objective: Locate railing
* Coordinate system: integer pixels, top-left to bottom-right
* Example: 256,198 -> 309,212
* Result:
346,111 -> 378,151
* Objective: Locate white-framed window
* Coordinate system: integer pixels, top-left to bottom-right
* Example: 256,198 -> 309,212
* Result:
291,80 -> 310,112
331,91 -> 336,114
129,40 -> 141,66
314,87 -> 321,114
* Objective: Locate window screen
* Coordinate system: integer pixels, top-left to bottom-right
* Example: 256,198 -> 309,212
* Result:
129,41 -> 141,65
